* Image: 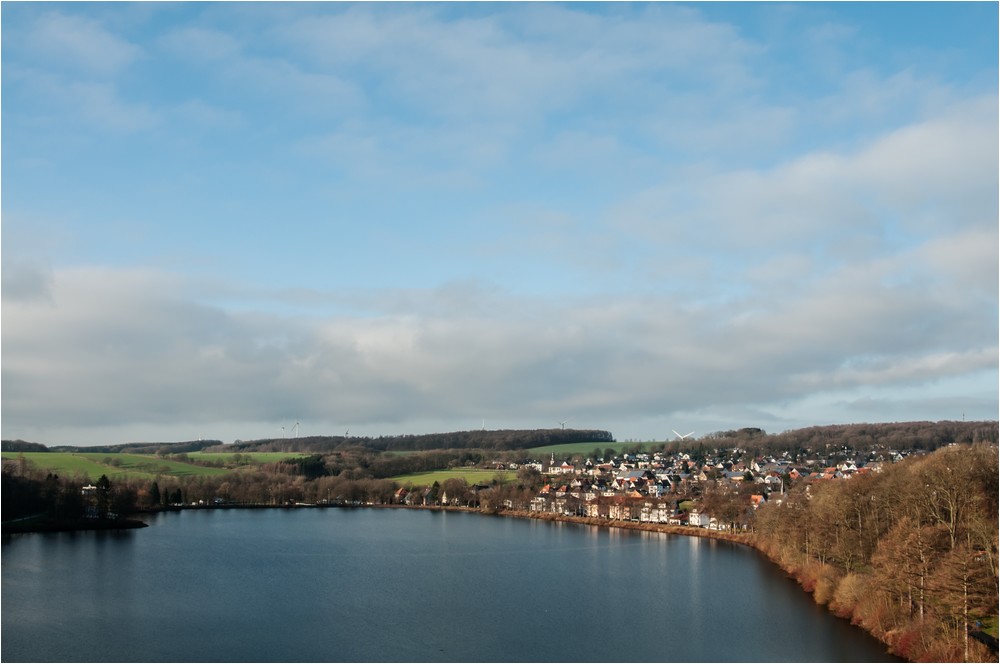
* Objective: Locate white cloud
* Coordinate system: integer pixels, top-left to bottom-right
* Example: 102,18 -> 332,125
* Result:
4,66 -> 160,135
156,26 -> 241,62
1,260 -> 54,304
912,227 -> 999,298
609,94 -> 997,262
19,11 -> 142,76
156,24 -> 364,120
270,3 -> 764,124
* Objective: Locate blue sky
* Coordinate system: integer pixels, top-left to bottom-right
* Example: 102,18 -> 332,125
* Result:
2,2 -> 997,446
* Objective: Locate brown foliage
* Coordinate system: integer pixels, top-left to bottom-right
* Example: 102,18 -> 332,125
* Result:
752,443 -> 998,662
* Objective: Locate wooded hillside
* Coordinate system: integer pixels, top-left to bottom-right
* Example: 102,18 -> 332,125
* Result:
753,442 -> 998,662
218,428 -> 615,453
705,420 -> 997,452
1,440 -> 224,455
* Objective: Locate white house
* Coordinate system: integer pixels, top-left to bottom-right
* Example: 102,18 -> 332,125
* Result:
688,510 -> 711,528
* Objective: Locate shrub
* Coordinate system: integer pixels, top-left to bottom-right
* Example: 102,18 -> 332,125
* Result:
830,572 -> 865,619
811,563 -> 841,606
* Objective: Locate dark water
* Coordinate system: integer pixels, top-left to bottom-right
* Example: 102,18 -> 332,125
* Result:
2,508 -> 900,662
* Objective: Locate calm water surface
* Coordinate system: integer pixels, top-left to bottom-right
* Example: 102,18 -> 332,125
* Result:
2,508 -> 900,662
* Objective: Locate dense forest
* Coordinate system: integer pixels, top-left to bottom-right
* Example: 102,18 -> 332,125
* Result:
221,428 -> 615,453
754,443 -> 998,662
703,420 -> 997,453
1,439 -> 223,455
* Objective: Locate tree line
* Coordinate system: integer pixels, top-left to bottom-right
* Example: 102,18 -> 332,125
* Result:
8,421 -> 992,457
0,439 -> 222,454
703,420 -> 997,455
2,471 -> 138,524
221,428 -> 615,453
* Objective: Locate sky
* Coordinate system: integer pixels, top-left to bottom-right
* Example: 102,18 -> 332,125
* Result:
2,2 -> 997,447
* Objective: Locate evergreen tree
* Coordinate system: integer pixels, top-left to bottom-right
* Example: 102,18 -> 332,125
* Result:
95,474 -> 111,519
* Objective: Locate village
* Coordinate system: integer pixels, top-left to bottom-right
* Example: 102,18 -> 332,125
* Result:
396,443 -> 921,531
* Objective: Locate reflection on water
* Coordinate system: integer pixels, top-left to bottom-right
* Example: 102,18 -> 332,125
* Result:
3,509 -> 900,663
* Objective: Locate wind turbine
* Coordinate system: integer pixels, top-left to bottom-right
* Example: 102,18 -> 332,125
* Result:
672,429 -> 695,440
558,419 -> 571,430
280,426 -> 286,438
292,421 -> 300,438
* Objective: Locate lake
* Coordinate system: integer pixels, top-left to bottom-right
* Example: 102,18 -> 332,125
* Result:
2,508 -> 901,662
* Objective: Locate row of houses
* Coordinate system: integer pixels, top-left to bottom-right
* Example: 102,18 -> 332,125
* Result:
527,493 -> 758,531
393,483 -> 495,508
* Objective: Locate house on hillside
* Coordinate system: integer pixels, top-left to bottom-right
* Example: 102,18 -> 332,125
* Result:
764,474 -> 784,493
594,463 -> 615,478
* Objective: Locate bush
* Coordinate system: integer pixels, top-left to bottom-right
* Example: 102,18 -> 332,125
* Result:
811,563 -> 842,606
829,572 -> 865,619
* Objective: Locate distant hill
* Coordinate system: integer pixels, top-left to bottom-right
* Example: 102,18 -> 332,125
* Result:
1,440 -> 224,455
702,420 -> 998,452
0,440 -> 49,453
214,428 -> 616,454
7,420 -> 995,456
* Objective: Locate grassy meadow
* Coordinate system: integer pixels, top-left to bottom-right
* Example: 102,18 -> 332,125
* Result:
3,452 -> 137,481
4,452 -> 236,481
390,468 -> 516,487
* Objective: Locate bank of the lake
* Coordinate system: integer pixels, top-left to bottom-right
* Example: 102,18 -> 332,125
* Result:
1,515 -> 148,535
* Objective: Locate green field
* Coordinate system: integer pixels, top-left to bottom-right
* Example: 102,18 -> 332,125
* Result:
77,453 -> 230,477
390,469 -> 516,487
2,452 -> 230,481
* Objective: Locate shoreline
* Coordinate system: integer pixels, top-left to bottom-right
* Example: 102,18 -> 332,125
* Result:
486,506 -> 752,544
2,516 -> 148,534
